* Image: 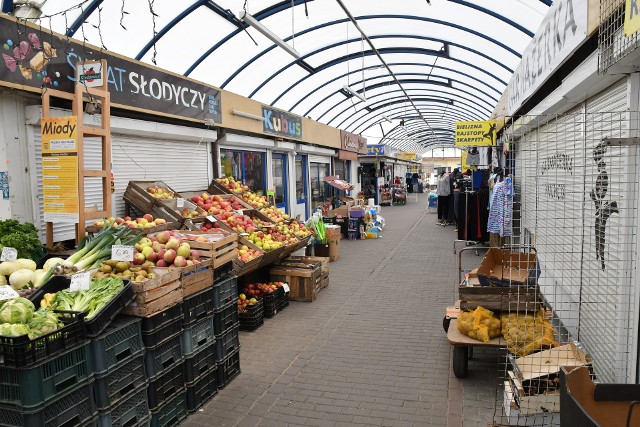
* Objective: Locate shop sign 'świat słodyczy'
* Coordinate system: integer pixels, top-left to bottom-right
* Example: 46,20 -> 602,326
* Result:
0,15 -> 221,124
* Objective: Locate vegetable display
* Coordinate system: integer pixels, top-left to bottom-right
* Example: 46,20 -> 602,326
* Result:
0,219 -> 42,260
0,257 -> 57,296
0,296 -> 63,339
58,223 -> 142,275
41,277 -> 124,320
307,213 -> 327,245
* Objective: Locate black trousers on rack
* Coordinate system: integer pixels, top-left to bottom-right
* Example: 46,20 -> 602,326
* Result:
437,195 -> 449,220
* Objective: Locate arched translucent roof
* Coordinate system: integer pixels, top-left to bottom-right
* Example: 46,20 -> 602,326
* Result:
31,0 -> 551,152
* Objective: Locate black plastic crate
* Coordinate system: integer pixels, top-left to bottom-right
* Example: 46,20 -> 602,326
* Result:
214,324 -> 239,362
262,287 -> 284,318
186,369 -> 217,413
184,339 -> 216,383
140,304 -> 182,334
142,316 -> 183,348
91,316 -> 143,375
147,360 -> 185,411
0,379 -> 96,427
238,300 -> 264,332
0,341 -> 91,408
150,391 -> 186,427
0,310 -> 85,368
216,348 -> 241,390
213,299 -> 239,336
144,333 -> 183,378
278,289 -> 290,311
94,352 -> 146,410
180,314 -> 214,357
212,261 -> 233,282
212,275 -> 238,308
97,381 -> 150,427
182,287 -> 214,327
31,276 -> 135,337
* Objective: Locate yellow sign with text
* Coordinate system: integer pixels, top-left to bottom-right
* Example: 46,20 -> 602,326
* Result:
455,120 -> 496,146
397,152 -> 418,161
41,116 -> 79,223
625,0 -> 640,37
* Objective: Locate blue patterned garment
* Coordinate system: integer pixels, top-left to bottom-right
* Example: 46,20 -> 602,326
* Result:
487,177 -> 513,237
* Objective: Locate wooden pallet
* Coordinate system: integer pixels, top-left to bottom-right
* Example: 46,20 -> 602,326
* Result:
459,281 -> 541,312
280,256 -> 329,276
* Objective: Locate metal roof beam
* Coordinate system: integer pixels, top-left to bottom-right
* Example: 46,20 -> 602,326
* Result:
446,0 -> 534,37
66,0 -> 104,37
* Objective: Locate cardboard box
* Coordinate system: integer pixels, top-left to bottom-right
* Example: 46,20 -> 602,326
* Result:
325,225 -> 340,262
477,248 -> 539,287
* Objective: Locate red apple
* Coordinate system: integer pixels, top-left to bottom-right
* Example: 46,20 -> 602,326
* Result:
156,259 -> 168,267
132,253 -> 146,265
164,249 -> 177,264
143,213 -> 154,222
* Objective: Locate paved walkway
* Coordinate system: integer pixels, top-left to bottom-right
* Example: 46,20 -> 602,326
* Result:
184,194 -> 501,427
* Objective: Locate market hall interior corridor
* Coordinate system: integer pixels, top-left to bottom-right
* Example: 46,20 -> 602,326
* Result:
183,194 -> 499,427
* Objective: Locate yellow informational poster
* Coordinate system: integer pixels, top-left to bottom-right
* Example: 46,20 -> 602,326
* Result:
41,116 -> 79,223
397,152 -> 418,161
625,0 -> 640,37
455,120 -> 496,146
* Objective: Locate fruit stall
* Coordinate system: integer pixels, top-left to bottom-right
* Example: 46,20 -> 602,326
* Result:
0,175 -> 329,427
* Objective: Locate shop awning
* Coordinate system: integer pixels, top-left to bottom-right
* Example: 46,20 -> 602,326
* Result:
323,175 -> 354,191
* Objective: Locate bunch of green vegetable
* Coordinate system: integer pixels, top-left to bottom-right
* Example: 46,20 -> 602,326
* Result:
307,212 -> 327,245
48,277 -> 124,320
0,220 -> 42,260
59,224 -> 141,275
0,297 -> 63,339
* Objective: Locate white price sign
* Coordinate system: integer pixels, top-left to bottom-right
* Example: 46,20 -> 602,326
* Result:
236,209 -> 244,216
0,285 -> 19,301
206,215 -> 217,222
177,198 -> 185,208
282,283 -> 290,293
0,247 -> 18,262
239,233 -> 249,236
70,271 -> 91,291
112,245 -> 134,261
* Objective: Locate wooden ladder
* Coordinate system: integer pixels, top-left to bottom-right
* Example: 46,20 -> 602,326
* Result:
42,59 -> 111,245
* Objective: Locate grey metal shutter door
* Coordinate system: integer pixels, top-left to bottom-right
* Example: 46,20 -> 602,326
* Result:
33,129 -> 104,242
581,78 -> 635,383
111,134 -> 211,217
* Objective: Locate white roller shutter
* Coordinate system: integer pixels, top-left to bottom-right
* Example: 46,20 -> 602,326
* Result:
111,134 -> 211,217
580,78 -> 635,383
308,155 -> 331,165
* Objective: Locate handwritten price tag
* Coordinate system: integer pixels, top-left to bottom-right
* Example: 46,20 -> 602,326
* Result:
206,215 -> 217,222
282,283 -> 290,293
70,272 -> 91,291
112,245 -> 134,261
177,198 -> 185,208
0,285 -> 19,301
0,247 -> 17,262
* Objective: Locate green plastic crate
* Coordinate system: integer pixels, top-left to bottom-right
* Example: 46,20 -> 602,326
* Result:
150,391 -> 186,427
0,341 -> 91,408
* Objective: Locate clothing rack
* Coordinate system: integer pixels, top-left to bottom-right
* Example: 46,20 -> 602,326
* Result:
453,189 -> 482,255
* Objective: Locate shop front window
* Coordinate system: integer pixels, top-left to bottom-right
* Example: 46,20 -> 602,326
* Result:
310,162 -> 330,210
220,149 -> 265,194
272,153 -> 287,211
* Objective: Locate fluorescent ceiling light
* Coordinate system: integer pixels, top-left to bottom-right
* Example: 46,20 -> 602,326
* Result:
343,85 -> 367,103
238,11 -> 301,59
232,108 -> 264,122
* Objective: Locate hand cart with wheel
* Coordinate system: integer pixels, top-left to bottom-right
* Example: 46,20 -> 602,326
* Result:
443,245 -> 505,378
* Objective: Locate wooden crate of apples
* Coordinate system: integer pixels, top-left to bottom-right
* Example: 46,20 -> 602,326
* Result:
88,214 -> 172,235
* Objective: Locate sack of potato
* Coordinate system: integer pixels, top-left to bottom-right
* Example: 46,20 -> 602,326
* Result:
501,310 -> 557,356
457,306 -> 501,343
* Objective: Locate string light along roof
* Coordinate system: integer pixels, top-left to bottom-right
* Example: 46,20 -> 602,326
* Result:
21,0 -> 550,154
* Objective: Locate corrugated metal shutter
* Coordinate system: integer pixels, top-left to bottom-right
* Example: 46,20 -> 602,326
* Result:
111,134 -> 211,217
580,78 -> 635,383
308,155 -> 331,164
32,129 -> 104,242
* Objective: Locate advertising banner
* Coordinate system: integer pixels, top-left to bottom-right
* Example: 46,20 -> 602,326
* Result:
625,0 -> 640,37
0,15 -> 221,124
41,116 -> 79,223
340,129 -> 367,154
455,121 -> 496,146
367,145 -> 385,156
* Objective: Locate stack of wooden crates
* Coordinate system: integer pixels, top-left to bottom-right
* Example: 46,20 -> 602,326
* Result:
270,256 -> 329,302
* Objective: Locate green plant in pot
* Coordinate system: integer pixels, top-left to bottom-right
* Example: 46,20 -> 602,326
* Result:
310,213 -> 329,257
